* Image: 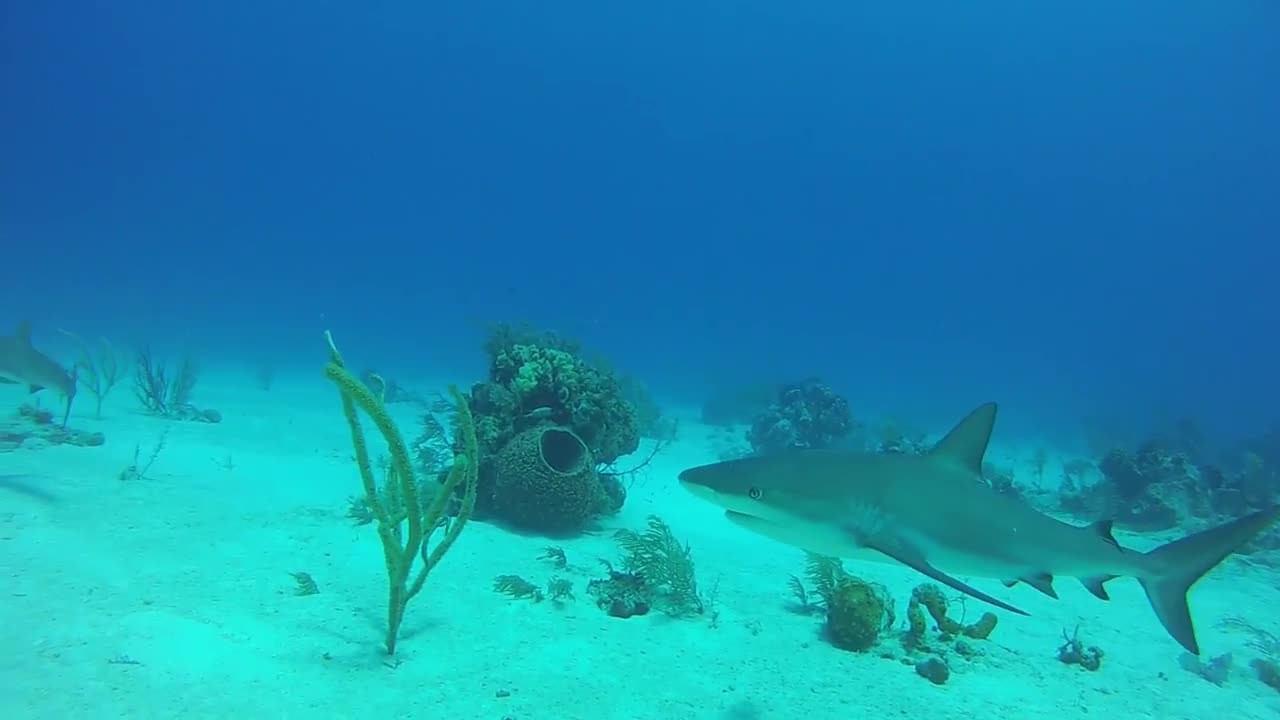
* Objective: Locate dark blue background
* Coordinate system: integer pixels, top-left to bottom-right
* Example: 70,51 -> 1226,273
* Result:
3,2 -> 1277,443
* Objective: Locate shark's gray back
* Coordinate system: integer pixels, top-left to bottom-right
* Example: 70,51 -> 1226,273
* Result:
0,325 -> 75,394
713,447 -> 1127,576
869,452 -> 1107,569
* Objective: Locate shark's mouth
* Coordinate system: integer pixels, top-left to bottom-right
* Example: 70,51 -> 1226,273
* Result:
723,509 -> 776,527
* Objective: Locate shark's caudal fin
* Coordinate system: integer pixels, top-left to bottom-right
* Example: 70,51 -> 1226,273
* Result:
1139,505 -> 1280,655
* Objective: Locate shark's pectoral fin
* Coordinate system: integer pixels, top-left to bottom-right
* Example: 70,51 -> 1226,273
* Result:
28,384 -> 44,394
0,377 -> 18,384
866,538 -> 1030,616
1080,575 -> 1117,600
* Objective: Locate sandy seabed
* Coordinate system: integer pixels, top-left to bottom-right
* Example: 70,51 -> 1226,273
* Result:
2,373 -> 1279,720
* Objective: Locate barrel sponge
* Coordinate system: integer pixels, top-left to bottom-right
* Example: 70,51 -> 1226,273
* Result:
492,425 -> 602,532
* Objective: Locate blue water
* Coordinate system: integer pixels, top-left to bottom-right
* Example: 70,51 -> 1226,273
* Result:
4,2 -> 1277,443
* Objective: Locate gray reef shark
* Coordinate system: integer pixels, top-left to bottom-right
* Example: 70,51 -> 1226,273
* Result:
679,402 -> 1279,654
0,322 -> 77,427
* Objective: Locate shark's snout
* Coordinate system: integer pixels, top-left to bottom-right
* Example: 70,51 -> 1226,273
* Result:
678,464 -> 769,518
677,471 -> 719,503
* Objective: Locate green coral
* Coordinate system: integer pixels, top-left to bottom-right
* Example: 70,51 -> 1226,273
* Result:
801,553 -> 893,652
827,578 -> 887,651
481,338 -> 640,466
323,331 -> 479,655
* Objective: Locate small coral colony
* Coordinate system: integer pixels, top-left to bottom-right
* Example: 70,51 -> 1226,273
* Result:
5,321 -> 1280,689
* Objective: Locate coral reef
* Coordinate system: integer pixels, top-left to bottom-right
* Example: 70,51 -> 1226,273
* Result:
875,420 -> 930,455
464,324 -> 644,532
789,559 -> 1001,683
0,403 -> 104,451
1060,438 -> 1278,532
747,378 -> 853,454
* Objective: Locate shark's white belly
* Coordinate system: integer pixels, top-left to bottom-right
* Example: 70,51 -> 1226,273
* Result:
726,508 -> 1117,582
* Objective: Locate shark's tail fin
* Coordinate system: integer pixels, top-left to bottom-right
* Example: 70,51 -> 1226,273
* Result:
1139,505 -> 1279,655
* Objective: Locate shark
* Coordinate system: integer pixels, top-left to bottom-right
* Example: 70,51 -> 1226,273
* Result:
679,402 -> 1279,654
0,322 -> 77,427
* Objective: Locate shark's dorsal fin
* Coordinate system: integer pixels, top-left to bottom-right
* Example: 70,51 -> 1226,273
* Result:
930,402 -> 997,475
15,321 -> 33,344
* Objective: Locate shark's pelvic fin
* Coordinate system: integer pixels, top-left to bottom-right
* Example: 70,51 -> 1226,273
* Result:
1020,573 -> 1059,598
865,535 -> 1030,616
1080,575 -> 1116,600
1088,519 -> 1120,549
1001,573 -> 1060,598
1139,504 -> 1280,654
929,402 -> 998,475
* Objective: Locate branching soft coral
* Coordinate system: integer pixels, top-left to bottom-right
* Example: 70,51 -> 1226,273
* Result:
614,515 -> 702,617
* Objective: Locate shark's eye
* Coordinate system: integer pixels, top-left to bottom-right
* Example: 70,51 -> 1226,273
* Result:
748,487 -> 763,500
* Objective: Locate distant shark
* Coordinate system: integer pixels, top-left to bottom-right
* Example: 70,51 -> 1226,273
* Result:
0,322 -> 77,427
679,402 -> 1279,654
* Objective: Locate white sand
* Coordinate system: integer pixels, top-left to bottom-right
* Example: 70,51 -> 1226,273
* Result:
2,373 -> 1278,719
